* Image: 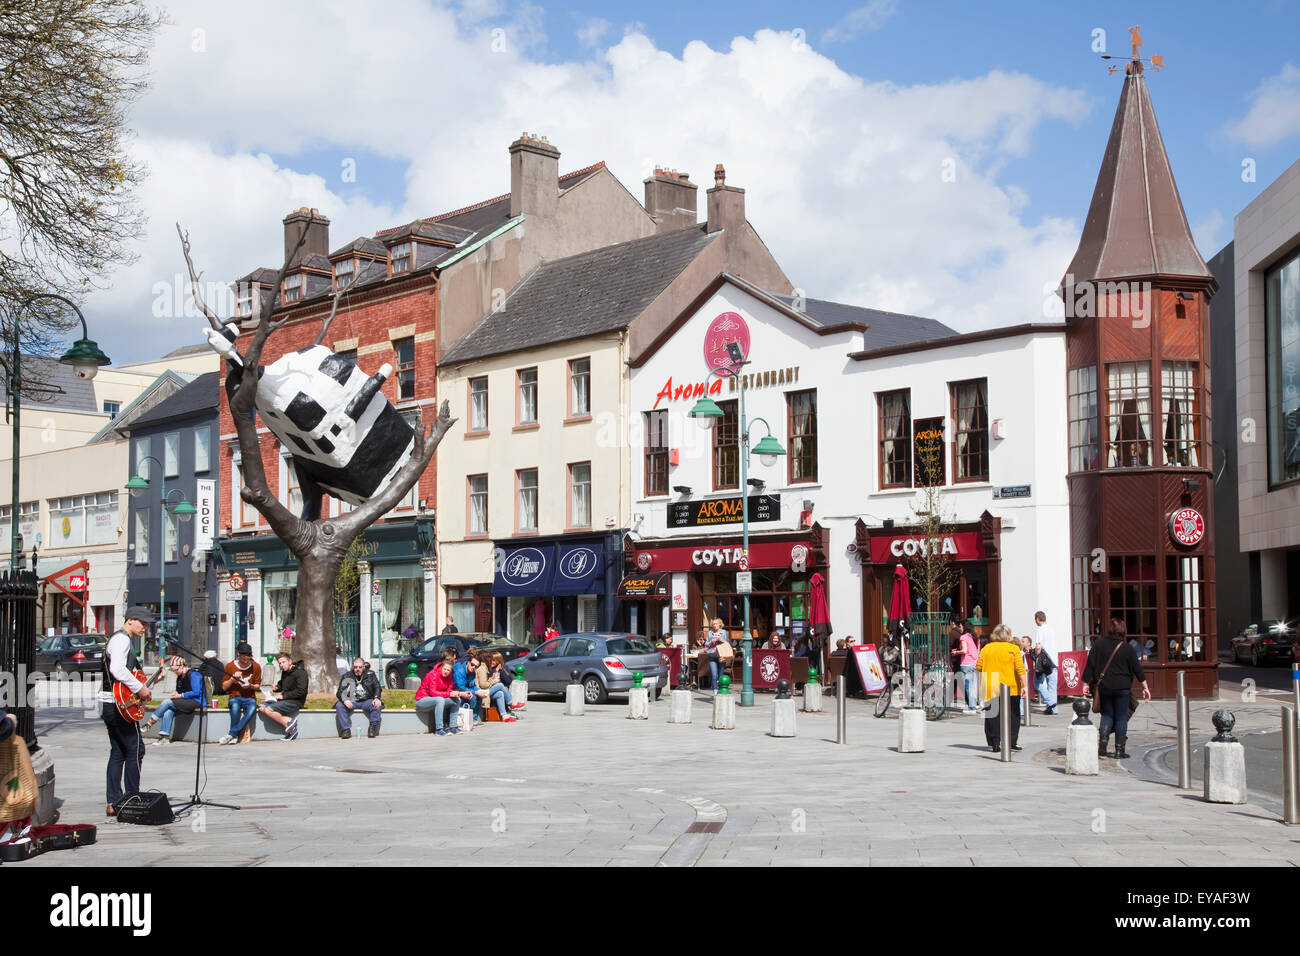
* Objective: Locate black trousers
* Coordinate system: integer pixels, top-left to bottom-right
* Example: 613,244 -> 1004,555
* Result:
983,693 -> 1021,749
101,703 -> 144,805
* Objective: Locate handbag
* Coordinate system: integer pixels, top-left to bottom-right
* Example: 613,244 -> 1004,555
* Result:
457,703 -> 476,733
0,735 -> 38,823
715,641 -> 734,662
1090,641 -> 1123,715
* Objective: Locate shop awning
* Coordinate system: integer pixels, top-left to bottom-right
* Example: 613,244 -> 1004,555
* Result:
492,544 -> 555,597
552,540 -> 606,596
616,572 -> 671,601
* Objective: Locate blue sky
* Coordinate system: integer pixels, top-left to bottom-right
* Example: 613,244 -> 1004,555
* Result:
88,0 -> 1300,359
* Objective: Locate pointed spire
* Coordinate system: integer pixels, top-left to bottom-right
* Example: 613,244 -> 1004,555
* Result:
1061,65 -> 1215,290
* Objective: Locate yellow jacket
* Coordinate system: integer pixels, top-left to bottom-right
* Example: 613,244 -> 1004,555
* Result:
975,642 -> 1026,699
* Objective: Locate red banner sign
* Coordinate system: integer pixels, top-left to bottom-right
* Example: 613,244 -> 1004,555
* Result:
868,532 -> 984,564
633,539 -> 814,572
1056,650 -> 1087,696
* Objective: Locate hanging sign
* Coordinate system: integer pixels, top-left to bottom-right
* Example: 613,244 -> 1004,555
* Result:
703,311 -> 750,377
1169,508 -> 1205,546
68,573 -> 87,592
668,494 -> 780,528
913,417 -> 946,486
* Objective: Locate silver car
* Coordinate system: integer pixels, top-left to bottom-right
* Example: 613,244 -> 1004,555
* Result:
513,633 -> 668,704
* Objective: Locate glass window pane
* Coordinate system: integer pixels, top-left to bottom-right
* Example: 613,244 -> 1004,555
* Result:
195,428 -> 211,472
135,510 -> 149,564
164,432 -> 180,477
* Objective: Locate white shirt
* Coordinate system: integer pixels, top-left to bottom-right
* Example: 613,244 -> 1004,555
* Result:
97,630 -> 143,703
1035,622 -> 1059,658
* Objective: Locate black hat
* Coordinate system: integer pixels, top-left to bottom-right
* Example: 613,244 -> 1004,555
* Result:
124,605 -> 157,624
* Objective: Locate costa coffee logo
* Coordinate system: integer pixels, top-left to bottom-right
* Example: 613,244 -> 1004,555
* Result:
758,654 -> 780,683
1169,508 -> 1205,546
692,547 -> 746,567
501,548 -> 547,586
636,551 -> 653,571
703,311 -> 750,376
559,547 -> 597,580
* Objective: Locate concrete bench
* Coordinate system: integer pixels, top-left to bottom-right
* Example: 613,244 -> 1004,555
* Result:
142,706 -> 457,742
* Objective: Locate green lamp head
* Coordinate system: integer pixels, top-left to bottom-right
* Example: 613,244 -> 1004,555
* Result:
59,338 -> 112,381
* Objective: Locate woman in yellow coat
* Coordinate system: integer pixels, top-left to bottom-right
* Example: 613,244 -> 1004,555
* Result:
975,624 -> 1026,752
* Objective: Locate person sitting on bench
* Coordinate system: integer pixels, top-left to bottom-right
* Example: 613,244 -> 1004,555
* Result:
453,649 -> 487,722
145,656 -> 206,746
415,648 -> 464,735
334,657 -> 384,739
219,642 -> 261,745
259,652 -> 307,741
476,652 -> 520,721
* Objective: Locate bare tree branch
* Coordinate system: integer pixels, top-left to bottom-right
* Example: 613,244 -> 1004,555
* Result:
312,256 -> 369,347
175,222 -> 224,332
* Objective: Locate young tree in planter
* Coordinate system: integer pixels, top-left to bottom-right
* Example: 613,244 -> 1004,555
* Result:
177,222 -> 454,693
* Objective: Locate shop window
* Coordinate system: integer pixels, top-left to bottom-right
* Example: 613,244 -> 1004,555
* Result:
712,399 -> 739,490
1164,555 -> 1207,662
569,461 -> 591,528
377,577 -> 422,644
1107,554 -> 1158,653
1266,249 -> 1300,486
1071,555 -> 1102,651
517,367 -> 538,425
950,379 -> 988,481
469,377 -> 489,432
48,493 -> 117,548
468,474 -> 488,536
517,468 -> 538,532
568,357 -> 590,418
134,510 -> 149,565
1161,361 -> 1201,466
0,501 -> 38,549
1105,362 -> 1152,467
878,390 -> 912,488
578,596 -> 599,632
1068,367 -> 1099,471
644,409 -> 668,497
786,389 -> 818,483
394,337 -> 415,400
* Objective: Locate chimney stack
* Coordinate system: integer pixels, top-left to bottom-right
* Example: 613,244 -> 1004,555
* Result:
706,163 -> 745,236
282,207 -> 330,268
643,168 -> 698,233
509,133 -> 560,220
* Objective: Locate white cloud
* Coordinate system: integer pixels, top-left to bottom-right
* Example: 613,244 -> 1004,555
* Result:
1224,62 -> 1300,147
86,1 -> 1092,359
577,17 -> 611,47
821,0 -> 899,45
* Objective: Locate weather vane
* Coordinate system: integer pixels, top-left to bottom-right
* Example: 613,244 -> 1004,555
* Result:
1100,25 -> 1164,75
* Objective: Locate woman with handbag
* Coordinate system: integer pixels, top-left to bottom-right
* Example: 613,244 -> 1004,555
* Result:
706,618 -> 733,691
1082,617 -> 1151,759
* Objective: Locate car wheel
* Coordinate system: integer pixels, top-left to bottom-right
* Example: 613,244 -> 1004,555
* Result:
386,669 -> 401,689
583,675 -> 607,705
1250,646 -> 1260,668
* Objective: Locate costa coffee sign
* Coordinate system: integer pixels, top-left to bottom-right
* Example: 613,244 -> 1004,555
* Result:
634,539 -> 816,572
704,311 -> 750,376
869,533 -> 984,564
1169,508 -> 1205,546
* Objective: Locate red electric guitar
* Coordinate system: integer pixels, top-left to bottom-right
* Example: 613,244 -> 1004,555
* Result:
114,665 -> 168,723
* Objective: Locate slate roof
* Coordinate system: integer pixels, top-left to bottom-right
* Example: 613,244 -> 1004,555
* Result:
128,371 -> 220,428
331,237 -> 387,258
15,355 -> 98,413
765,293 -> 956,348
440,226 -> 720,365
381,219 -> 476,245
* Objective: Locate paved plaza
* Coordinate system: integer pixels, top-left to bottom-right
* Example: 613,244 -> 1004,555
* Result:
18,683 -> 1300,868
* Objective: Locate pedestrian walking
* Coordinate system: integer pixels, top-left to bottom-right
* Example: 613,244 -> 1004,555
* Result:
1031,637 -> 1057,715
1081,617 -> 1151,759
974,625 -> 1026,752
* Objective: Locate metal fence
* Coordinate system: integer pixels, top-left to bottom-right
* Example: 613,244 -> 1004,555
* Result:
0,570 -> 40,748
334,614 -> 360,660
908,612 -> 953,719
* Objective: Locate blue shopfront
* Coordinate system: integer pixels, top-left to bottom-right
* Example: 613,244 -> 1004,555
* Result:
493,532 -> 623,644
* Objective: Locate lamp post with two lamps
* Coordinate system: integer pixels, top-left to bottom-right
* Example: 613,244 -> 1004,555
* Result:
688,340 -> 785,706
126,457 -> 196,659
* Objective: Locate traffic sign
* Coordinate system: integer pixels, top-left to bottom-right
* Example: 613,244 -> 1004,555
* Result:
224,589 -> 242,603
736,571 -> 752,594
229,573 -> 246,591
738,550 -> 749,572
371,595 -> 383,613
371,580 -> 380,596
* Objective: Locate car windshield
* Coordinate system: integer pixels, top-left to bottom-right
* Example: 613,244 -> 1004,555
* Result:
605,637 -> 656,655
412,637 -> 442,656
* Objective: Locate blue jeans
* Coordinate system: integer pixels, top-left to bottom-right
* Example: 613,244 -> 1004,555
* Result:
415,696 -> 457,731
959,665 -> 977,707
152,698 -> 199,736
488,682 -> 512,717
1035,670 -> 1058,709
102,705 -> 143,805
335,698 -> 383,733
228,697 -> 256,737
708,656 -> 727,689
1098,687 -> 1131,740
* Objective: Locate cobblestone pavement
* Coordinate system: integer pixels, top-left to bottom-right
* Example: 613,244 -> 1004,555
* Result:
20,690 -> 1300,867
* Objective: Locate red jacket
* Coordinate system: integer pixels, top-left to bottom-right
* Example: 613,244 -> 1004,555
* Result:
415,666 -> 456,700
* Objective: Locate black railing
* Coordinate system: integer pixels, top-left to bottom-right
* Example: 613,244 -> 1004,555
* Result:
0,570 -> 39,750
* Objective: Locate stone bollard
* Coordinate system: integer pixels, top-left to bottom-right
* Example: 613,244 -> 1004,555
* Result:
511,664 -> 528,704
404,662 -> 421,692
771,679 -> 797,737
565,669 -> 585,716
1204,710 -> 1247,804
803,667 -> 823,712
628,672 -> 650,719
1065,698 -> 1099,775
712,675 -> 736,729
898,707 -> 926,752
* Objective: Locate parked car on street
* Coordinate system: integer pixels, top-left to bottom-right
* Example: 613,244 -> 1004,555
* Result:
35,633 -> 108,677
383,632 -> 530,688
1230,621 -> 1295,667
510,633 -> 669,704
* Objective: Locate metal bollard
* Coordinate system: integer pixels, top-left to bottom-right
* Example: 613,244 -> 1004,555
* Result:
1176,670 -> 1192,790
1284,705 -> 1299,826
999,684 -> 1011,762
836,672 -> 847,744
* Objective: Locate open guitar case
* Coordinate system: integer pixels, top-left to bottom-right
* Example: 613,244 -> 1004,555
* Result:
0,817 -> 98,863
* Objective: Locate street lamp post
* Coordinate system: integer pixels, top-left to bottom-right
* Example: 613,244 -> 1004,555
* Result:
127,458 -> 196,659
689,344 -> 785,707
5,294 -> 112,570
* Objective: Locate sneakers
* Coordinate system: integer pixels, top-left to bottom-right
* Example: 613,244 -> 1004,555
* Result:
143,718 -> 158,730
510,702 -> 526,711
450,726 -> 462,735
367,726 -> 379,738
151,735 -> 170,747
435,728 -> 449,736
284,718 -> 299,741
501,714 -> 519,723
339,730 -> 352,740
964,708 -> 978,715
217,734 -> 234,745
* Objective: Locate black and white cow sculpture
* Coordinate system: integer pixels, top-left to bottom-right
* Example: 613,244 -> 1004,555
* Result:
208,323 -> 414,520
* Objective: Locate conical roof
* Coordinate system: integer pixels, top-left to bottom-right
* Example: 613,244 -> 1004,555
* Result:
1061,62 -> 1214,290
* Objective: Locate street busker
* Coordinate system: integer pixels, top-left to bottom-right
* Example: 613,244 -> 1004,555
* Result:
975,625 -> 1026,753
1082,617 -> 1151,759
334,657 -> 384,739
99,606 -> 156,815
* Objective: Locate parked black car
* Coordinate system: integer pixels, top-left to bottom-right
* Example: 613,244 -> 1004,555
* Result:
383,632 -> 530,688
1230,621 -> 1295,667
35,633 -> 108,676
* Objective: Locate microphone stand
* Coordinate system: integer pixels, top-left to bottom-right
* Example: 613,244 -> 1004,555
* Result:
163,641 -> 241,813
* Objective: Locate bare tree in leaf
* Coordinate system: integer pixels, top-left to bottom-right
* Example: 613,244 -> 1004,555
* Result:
177,221 -> 455,693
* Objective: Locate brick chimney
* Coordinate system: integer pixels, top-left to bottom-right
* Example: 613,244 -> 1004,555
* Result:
643,168 -> 698,232
509,133 -> 560,220
706,164 -> 744,236
282,207 -> 330,268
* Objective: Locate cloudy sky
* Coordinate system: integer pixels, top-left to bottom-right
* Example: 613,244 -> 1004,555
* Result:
87,0 -> 1300,360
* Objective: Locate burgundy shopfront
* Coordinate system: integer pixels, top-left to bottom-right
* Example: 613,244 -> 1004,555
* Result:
624,525 -> 829,647
854,512 -> 1003,646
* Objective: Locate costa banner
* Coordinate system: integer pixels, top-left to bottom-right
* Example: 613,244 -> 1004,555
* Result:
632,538 -> 815,572
1056,650 -> 1088,697
868,532 -> 984,564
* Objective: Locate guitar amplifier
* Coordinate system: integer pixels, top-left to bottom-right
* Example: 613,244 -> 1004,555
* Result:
114,791 -> 175,826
